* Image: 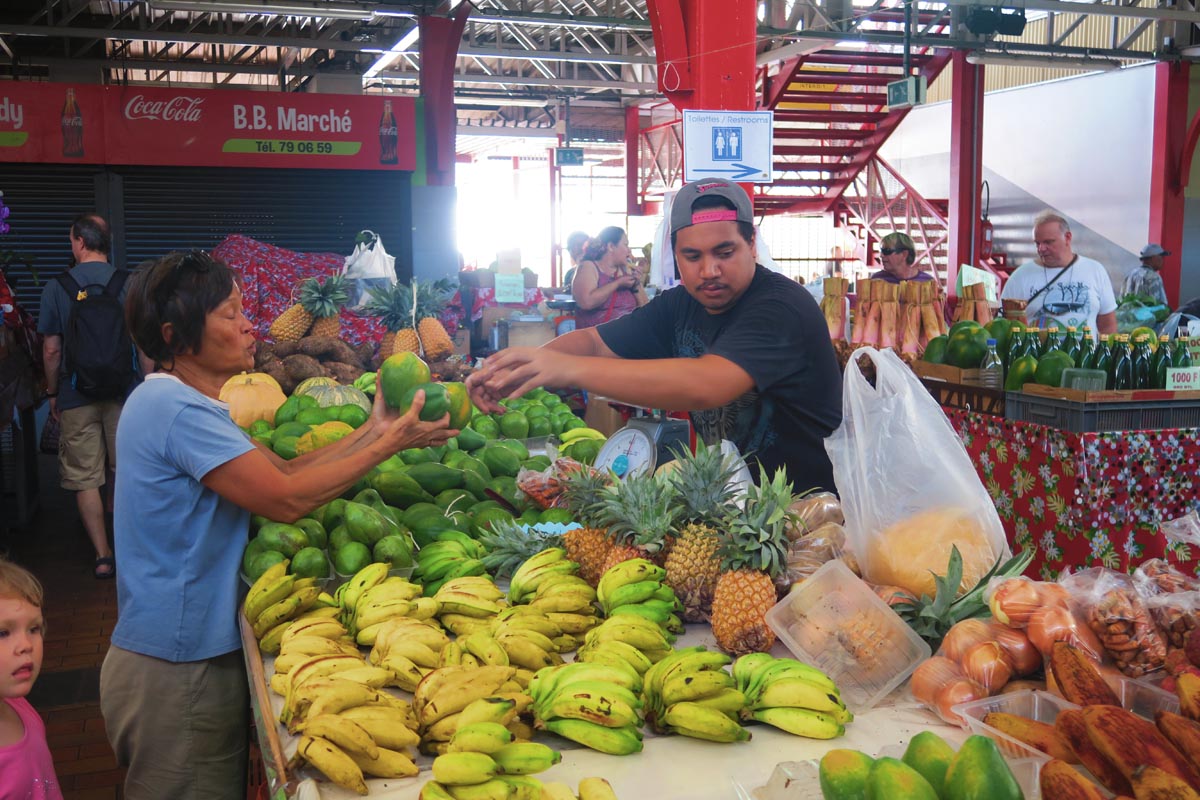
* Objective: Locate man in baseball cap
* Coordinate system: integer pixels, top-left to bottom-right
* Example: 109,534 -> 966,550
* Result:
1123,243 -> 1170,306
467,177 -> 843,493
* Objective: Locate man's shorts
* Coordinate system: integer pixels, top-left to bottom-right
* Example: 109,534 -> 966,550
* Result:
58,400 -> 122,491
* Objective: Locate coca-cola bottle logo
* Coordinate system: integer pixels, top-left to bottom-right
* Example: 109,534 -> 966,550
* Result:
123,95 -> 205,123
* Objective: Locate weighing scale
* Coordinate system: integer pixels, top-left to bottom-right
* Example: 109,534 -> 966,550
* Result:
594,414 -> 692,478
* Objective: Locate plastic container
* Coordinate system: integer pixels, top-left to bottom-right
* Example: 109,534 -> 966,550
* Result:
953,689 -> 1079,761
764,559 -> 931,712
1060,367 -> 1108,391
1005,391 -> 1200,432
1103,673 -> 1178,718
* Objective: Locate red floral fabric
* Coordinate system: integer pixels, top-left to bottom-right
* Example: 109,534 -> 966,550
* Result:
946,409 -> 1200,579
211,235 -> 461,348
468,286 -> 545,322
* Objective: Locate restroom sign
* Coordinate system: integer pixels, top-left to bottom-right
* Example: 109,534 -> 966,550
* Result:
682,109 -> 773,184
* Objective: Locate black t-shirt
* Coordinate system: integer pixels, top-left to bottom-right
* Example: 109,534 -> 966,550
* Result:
596,265 -> 842,493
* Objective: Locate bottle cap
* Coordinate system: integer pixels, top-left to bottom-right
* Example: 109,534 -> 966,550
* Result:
986,339 -> 997,345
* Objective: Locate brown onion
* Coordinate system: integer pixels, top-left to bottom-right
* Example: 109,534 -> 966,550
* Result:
941,618 -> 993,663
910,656 -> 967,707
1026,604 -> 1104,661
989,578 -> 1044,628
962,641 -> 1014,693
934,678 -> 986,725
988,622 -> 1044,677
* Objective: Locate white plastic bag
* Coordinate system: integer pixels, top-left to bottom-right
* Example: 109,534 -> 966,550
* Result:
825,347 -> 1009,596
341,230 -> 396,310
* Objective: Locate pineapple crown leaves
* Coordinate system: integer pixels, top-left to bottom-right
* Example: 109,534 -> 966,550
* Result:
666,440 -> 743,525
560,467 -> 614,529
298,275 -> 350,318
363,281 -> 414,331
716,466 -> 799,578
597,471 -> 681,553
478,519 -> 566,579
413,279 -> 455,321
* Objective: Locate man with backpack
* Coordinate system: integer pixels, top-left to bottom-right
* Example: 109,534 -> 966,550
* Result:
37,213 -> 145,579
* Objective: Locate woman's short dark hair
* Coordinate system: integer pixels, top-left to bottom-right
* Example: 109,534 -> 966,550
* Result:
582,226 -> 626,262
125,251 -> 239,367
670,195 -> 755,250
881,231 -> 917,266
71,213 -> 111,256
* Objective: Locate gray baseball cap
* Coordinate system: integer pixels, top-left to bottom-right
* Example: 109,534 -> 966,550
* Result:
669,177 -> 753,235
1140,243 -> 1170,258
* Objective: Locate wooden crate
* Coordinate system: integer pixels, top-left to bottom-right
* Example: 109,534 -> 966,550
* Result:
920,378 -> 1005,415
1020,384 -> 1200,403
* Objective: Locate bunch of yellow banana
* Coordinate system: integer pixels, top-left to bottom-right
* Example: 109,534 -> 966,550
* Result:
244,561 -> 330,651
524,573 -> 601,639
434,576 -> 507,636
413,665 -> 534,755
288,701 -> 421,794
346,572 -> 440,644
581,613 -> 674,665
494,606 -> 579,654
527,662 -> 644,756
421,696 -> 563,800
595,558 -> 683,635
257,602 -> 345,656
362,616 -> 452,692
413,531 -> 489,597
732,653 -> 851,739
638,645 -> 748,743
538,777 -> 621,800
282,655 -> 412,731
507,548 -> 580,605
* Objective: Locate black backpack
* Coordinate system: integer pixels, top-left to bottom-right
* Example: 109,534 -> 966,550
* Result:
56,269 -> 136,401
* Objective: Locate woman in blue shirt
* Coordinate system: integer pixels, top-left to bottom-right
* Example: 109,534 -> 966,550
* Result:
99,251 -> 454,800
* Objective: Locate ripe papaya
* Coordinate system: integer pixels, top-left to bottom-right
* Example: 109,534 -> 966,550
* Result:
407,462 -> 466,495
902,731 -> 956,797
865,757 -> 938,800
379,351 -> 431,409
942,735 -> 1023,800
819,749 -> 875,800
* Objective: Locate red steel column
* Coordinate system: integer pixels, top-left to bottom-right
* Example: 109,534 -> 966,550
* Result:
646,0 -> 757,202
947,50 -> 984,298
626,105 -> 642,216
1149,61 -> 1190,307
419,5 -> 470,187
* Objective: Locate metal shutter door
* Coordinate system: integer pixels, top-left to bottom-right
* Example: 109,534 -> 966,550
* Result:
0,164 -> 104,319
117,166 -> 413,279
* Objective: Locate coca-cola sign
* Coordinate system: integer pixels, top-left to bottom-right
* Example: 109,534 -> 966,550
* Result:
123,94 -> 204,123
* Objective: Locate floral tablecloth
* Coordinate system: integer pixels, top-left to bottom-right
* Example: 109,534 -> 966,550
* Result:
946,409 -> 1200,579
212,235 -> 462,349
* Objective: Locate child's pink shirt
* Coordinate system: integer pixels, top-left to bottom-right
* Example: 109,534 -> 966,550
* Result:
0,697 -> 63,800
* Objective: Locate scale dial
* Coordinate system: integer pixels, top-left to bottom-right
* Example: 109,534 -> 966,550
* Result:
594,426 -> 657,478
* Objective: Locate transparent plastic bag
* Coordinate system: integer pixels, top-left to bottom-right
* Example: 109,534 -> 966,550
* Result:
826,348 -> 1009,599
1161,511 -> 1200,549
1061,567 -> 1168,677
986,575 -> 1103,662
786,521 -> 845,582
1144,590 -> 1200,650
910,654 -> 986,726
786,492 -> 844,541
515,457 -> 594,510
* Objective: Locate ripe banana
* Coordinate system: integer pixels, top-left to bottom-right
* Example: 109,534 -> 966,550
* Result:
690,687 -> 748,719
579,640 -> 655,675
245,573 -> 296,625
419,666 -> 518,726
355,599 -> 417,631
346,716 -> 420,750
252,592 -> 306,638
458,697 -> 519,728
498,774 -> 544,800
346,745 -> 420,779
507,547 -> 568,603
596,559 -> 664,608
297,681 -> 382,729
752,677 -> 846,716
496,634 -> 557,671
511,561 -> 578,605
438,641 -> 465,668
419,781 -> 458,800
441,778 -> 513,800
378,654 -> 425,693
494,615 -> 563,641
258,622 -> 292,656
383,639 -> 443,669
647,648 -> 731,699
463,631 -> 511,667
279,635 -> 358,660
540,689 -> 642,729
528,662 -> 641,705
441,576 -> 505,602
607,603 -> 671,627
544,612 -> 601,635
751,706 -> 844,739
301,714 -> 379,760
332,666 -> 395,690
585,620 -> 671,652
295,735 -> 368,795
244,560 -> 289,611
558,426 -> 606,443
529,593 -> 596,614
490,741 -> 561,775
431,751 -> 499,785
282,618 -> 348,643
540,782 -> 578,800
578,777 -> 620,800
745,657 -> 838,699
342,562 -> 390,611
449,722 -> 514,754
541,717 -> 643,756
661,701 -> 751,743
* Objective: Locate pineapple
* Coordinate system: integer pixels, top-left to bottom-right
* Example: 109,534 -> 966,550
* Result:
301,275 -> 350,339
663,441 -> 742,622
364,282 -> 418,359
710,468 -> 800,656
414,279 -> 456,360
595,471 -> 680,575
269,282 -> 315,342
560,467 -> 615,586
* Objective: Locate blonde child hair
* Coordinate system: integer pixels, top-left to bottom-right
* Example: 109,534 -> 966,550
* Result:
0,558 -> 44,609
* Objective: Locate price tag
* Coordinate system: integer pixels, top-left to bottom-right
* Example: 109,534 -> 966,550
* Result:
494,273 -> 525,304
1166,366 -> 1200,390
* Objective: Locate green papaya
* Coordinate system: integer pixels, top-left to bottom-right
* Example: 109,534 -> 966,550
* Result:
902,732 -> 956,797
819,749 -> 875,800
293,518 -> 328,550
321,498 -> 348,532
272,435 -> 300,460
457,456 -> 492,481
481,446 -> 521,479
256,522 -> 309,558
461,469 -> 490,502
407,462 -> 466,495
400,447 -> 438,465
435,489 -> 476,512
455,427 -> 487,452
441,450 -> 472,469
352,488 -> 386,508
942,735 -> 1023,800
492,439 -> 530,461
369,470 -> 434,508
273,394 -> 305,426
328,524 -> 354,553
523,455 -> 552,472
242,538 -> 269,575
377,454 -> 407,472
250,514 -> 272,533
342,501 -> 394,546
865,757 -> 939,800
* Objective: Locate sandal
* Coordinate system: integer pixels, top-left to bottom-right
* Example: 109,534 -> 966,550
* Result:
94,556 -> 116,580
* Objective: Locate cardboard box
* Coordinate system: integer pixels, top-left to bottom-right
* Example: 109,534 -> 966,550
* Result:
502,320 -> 556,349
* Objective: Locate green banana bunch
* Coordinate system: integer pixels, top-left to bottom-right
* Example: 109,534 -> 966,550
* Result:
582,614 -> 674,662
733,654 -> 850,739
558,427 -> 607,444
529,661 -> 645,756
639,645 -> 746,739
508,548 -> 580,605
660,701 -> 751,743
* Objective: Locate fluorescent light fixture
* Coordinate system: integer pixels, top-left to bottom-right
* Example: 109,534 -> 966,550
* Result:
363,25 -> 419,79
149,0 -> 375,19
965,52 -> 1121,71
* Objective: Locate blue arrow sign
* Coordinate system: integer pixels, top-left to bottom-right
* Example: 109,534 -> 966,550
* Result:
692,163 -> 763,180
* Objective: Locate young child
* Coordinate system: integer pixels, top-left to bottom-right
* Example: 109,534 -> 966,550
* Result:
0,558 -> 62,800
